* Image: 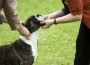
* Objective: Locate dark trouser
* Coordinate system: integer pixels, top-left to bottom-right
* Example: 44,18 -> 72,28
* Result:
74,22 -> 90,65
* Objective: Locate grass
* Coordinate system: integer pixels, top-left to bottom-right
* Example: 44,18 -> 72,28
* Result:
0,0 -> 80,65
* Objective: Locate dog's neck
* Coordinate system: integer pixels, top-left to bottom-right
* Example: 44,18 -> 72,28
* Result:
20,29 -> 40,59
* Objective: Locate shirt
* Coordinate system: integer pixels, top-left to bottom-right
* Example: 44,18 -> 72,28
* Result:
62,0 -> 90,29
61,0 -> 70,15
0,0 -> 22,30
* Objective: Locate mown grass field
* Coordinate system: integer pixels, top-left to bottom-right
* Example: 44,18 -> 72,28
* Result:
0,0 -> 80,65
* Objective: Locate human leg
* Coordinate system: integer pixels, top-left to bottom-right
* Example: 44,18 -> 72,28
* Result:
74,22 -> 90,65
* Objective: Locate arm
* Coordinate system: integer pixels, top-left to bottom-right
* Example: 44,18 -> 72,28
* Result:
46,10 -> 65,19
3,0 -> 22,30
45,0 -> 70,19
55,13 -> 82,23
3,0 -> 30,38
0,11 -> 7,24
41,0 -> 83,29
44,10 -> 65,20
41,13 -> 82,29
56,0 -> 83,23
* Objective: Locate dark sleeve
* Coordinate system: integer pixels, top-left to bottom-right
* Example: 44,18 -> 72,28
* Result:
61,0 -> 70,15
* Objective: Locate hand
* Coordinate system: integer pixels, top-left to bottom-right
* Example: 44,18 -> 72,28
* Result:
43,15 -> 48,20
17,24 -> 30,39
43,14 -> 53,20
41,19 -> 54,29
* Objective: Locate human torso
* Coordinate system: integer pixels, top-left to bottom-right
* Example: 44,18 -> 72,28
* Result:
83,0 -> 90,28
62,0 -> 90,28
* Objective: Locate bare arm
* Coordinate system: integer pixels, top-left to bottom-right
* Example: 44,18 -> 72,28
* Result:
56,13 -> 82,23
44,10 -> 65,19
48,10 -> 65,19
41,13 -> 82,29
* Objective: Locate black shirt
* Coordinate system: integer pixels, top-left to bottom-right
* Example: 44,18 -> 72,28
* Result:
61,0 -> 70,15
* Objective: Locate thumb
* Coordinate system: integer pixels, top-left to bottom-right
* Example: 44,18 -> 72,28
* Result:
40,22 -> 48,29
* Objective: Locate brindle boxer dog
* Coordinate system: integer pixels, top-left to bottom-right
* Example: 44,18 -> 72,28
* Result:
0,14 -> 44,65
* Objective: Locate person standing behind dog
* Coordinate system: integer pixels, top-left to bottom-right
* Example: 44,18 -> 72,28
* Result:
0,0 -> 30,38
41,0 -> 90,65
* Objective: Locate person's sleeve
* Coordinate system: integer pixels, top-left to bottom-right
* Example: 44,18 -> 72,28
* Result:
3,0 -> 22,30
0,11 -> 7,24
61,5 -> 70,15
61,0 -> 70,15
66,0 -> 83,15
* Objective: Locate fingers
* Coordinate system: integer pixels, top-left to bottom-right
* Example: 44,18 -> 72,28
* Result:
40,22 -> 46,26
40,22 -> 47,28
43,15 -> 48,20
42,25 -> 49,29
41,19 -> 54,29
40,21 -> 50,29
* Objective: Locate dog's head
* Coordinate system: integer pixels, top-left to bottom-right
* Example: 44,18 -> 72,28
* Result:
23,14 -> 45,33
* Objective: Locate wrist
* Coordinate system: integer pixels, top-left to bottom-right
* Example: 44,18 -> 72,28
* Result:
17,24 -> 23,31
53,18 -> 58,25
49,19 -> 58,25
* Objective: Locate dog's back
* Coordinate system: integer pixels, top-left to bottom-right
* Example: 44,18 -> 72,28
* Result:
0,39 -> 34,65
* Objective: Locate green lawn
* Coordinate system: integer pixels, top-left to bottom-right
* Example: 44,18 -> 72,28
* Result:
0,0 -> 80,65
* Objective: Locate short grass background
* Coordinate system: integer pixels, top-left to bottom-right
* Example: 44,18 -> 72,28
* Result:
0,0 -> 80,65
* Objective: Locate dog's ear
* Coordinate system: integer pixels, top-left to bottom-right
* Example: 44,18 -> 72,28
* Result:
27,15 -> 35,22
25,15 -> 36,24
30,15 -> 35,19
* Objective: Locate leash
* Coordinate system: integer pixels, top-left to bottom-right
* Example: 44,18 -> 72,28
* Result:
12,46 -> 30,65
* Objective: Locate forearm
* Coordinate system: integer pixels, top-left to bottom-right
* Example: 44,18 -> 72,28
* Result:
48,10 -> 64,19
3,0 -> 22,30
55,13 -> 82,24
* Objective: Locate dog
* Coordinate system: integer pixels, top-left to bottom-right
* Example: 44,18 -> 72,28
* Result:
0,14 -> 44,65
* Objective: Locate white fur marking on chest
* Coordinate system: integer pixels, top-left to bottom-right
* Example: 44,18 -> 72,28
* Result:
20,29 -> 39,59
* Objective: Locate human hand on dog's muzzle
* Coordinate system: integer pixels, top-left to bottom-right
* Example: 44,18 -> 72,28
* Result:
40,19 -> 54,29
